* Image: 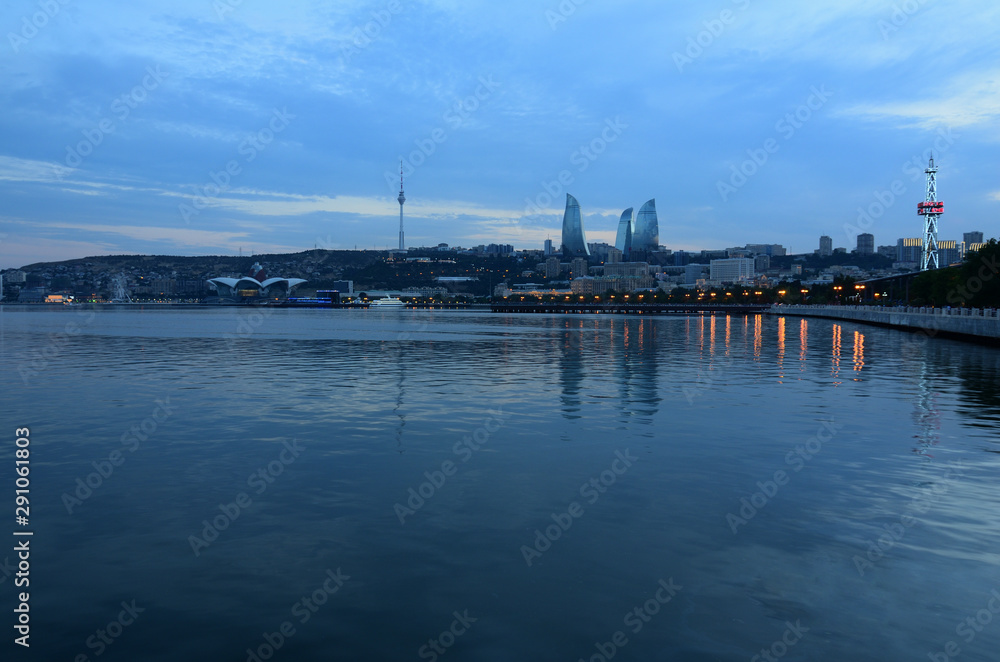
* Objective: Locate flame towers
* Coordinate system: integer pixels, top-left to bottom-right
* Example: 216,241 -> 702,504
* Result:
632,199 -> 659,252
615,208 -> 634,259
560,193 -> 590,257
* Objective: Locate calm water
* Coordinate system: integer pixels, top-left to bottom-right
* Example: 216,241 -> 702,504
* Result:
1,306 -> 999,661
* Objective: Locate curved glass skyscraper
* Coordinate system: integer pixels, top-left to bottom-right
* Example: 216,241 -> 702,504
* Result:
633,199 -> 659,252
615,208 -> 633,259
560,193 -> 590,257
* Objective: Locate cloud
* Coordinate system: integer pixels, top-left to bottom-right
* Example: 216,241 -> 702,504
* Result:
841,70 -> 1000,129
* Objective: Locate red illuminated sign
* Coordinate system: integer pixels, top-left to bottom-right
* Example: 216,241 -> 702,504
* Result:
917,202 -> 944,215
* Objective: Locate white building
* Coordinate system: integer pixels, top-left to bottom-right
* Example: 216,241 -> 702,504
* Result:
710,258 -> 755,284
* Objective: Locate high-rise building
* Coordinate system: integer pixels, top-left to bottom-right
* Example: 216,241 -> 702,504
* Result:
938,240 -> 960,267
964,231 -> 984,245
818,236 -> 833,257
632,199 -> 659,252
856,233 -> 874,255
570,257 -> 589,279
897,238 -> 923,263
544,257 -> 561,279
684,264 -> 706,285
544,239 -> 554,256
710,258 -> 755,284
560,194 -> 589,257
615,208 -> 634,259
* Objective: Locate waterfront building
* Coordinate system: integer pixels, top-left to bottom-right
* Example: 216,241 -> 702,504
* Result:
560,194 -> 590,257
570,257 -> 589,279
207,262 -> 306,300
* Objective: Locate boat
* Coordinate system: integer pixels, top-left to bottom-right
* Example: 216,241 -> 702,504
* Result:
370,296 -> 405,308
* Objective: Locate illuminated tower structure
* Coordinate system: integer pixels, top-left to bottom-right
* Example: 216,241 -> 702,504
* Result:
919,155 -> 943,271
397,162 -> 406,251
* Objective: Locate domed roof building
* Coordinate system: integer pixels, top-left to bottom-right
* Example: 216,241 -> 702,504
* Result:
207,262 -> 306,301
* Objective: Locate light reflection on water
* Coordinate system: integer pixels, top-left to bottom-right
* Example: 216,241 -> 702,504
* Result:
0,306 -> 998,661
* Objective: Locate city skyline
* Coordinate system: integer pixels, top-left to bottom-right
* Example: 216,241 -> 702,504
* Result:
1,1 -> 999,269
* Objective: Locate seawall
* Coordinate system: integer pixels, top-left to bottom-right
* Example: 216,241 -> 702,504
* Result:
771,305 -> 1000,343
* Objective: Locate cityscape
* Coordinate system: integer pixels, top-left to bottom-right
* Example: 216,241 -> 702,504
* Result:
2,2 -> 1000,662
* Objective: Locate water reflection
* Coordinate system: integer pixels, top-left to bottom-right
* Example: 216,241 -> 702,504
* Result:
799,319 -> 808,369
831,324 -> 842,384
777,316 -> 786,381
852,330 -> 865,377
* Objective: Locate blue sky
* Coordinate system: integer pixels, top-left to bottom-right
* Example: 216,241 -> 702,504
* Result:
1,0 -> 998,268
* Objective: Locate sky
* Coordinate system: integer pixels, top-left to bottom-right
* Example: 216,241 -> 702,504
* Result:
1,0 -> 998,268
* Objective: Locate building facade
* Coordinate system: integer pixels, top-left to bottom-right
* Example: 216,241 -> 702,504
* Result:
819,236 -> 833,257
856,233 -> 874,255
615,208 -> 634,259
710,258 -> 754,284
560,194 -> 590,257
632,199 -> 659,252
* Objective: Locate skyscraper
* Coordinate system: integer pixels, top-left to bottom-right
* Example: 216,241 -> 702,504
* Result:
615,208 -> 633,259
964,231 -> 984,245
632,199 -> 659,252
560,194 -> 589,257
856,233 -> 874,255
819,235 -> 833,257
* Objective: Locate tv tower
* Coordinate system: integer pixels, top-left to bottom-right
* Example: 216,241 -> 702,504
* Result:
397,161 -> 405,251
919,155 -> 944,271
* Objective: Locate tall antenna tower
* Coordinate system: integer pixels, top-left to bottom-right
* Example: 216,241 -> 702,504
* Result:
919,155 -> 944,271
397,161 -> 406,251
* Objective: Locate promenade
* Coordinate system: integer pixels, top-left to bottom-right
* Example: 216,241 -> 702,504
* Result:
772,304 -> 1000,342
